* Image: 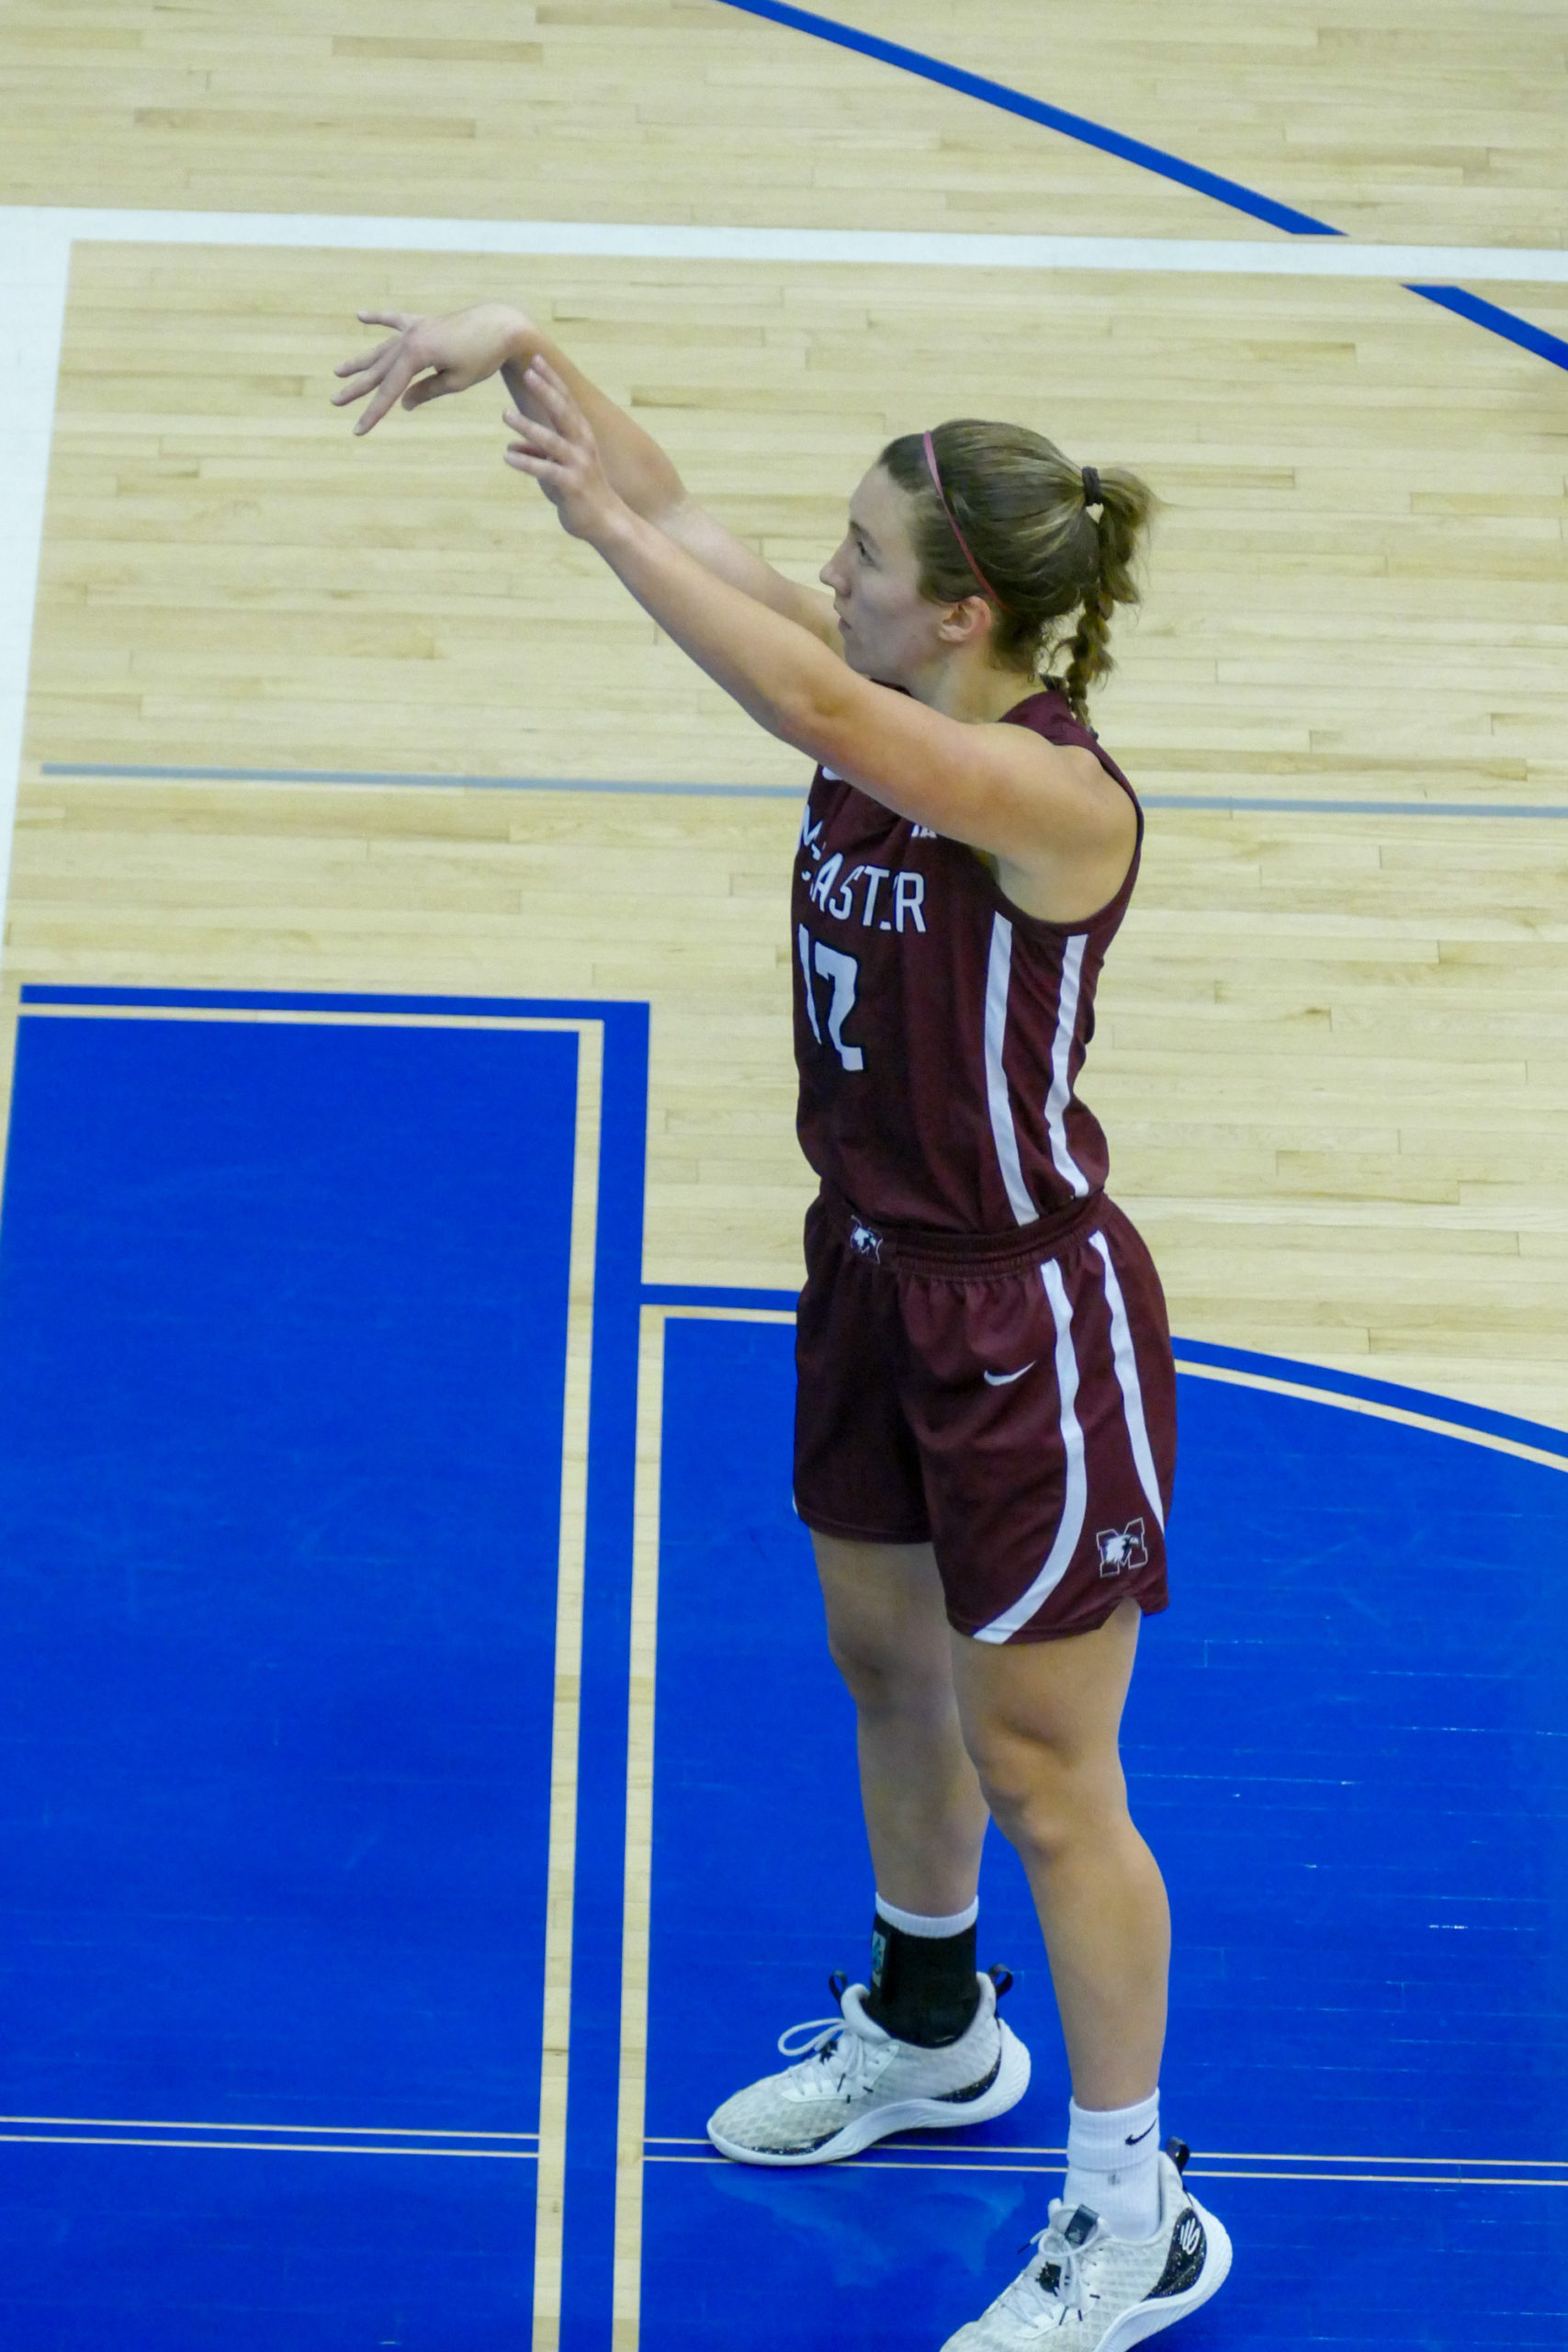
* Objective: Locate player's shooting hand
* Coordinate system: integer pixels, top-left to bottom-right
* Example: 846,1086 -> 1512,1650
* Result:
502,359 -> 625,544
333,303 -> 532,435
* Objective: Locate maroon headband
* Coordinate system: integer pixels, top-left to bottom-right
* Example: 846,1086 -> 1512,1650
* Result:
921,431 -> 1008,609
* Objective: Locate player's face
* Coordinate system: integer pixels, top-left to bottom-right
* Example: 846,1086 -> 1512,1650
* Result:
819,467 -> 956,684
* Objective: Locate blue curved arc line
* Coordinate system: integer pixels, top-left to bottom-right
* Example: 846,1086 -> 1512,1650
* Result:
1405,284 -> 1568,371
713,0 -> 1568,376
710,0 -> 1339,237
641,1282 -> 1568,1463
1171,1334 -> 1568,1463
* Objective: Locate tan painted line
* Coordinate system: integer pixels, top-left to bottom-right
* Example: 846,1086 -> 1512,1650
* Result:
0,2132 -> 536,2159
612,1305 -> 671,2352
885,2140 -> 1568,2172
655,1306 -> 797,1325
1189,2164 -> 1568,2182
18,1005 -> 587,1034
644,2153 -> 1566,2189
1174,1357 -> 1568,1474
531,1017 -> 604,2352
0,2111 -> 536,2141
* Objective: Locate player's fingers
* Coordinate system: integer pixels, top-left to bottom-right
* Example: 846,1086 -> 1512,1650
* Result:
401,370 -> 454,410
520,357 -> 581,427
504,415 -> 571,463
330,357 -> 391,404
353,358 -> 422,434
502,400 -> 573,447
333,341 -> 395,379
355,311 -> 414,333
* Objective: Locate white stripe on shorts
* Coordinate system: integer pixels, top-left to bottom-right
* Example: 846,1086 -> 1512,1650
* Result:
974,1258 -> 1086,1643
1091,1229 -> 1166,1532
984,913 -> 1041,1228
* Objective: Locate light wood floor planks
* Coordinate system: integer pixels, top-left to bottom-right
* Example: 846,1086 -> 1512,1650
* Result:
3,1 -> 1565,245
3,6 -> 1568,1428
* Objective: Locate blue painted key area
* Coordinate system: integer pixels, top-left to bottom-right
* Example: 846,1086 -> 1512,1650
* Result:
0,1011 -> 579,2347
2,1003 -> 1564,2346
644,1316 -> 1568,2350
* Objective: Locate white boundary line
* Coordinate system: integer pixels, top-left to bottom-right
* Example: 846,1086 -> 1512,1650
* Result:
0,212 -> 71,934
613,1306 -> 670,2352
533,1015 -> 604,2352
6,208 -> 1568,277
3,204 -> 1566,929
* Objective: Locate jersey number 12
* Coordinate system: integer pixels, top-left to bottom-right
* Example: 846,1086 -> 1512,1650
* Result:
798,925 -> 864,1071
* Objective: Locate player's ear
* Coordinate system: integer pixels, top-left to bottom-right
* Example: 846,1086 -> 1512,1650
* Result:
936,594 -> 994,650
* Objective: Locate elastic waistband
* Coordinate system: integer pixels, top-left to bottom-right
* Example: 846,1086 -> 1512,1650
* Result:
818,1182 -> 1103,1278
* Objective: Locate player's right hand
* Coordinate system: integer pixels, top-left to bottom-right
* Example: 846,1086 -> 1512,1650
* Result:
332,303 -> 535,435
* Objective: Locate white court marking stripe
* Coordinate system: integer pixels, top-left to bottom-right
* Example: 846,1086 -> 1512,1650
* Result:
4,209 -> 1568,279
3,202 -> 1564,931
0,214 -> 71,931
1091,1231 -> 1165,1532
975,1260 -> 1086,1643
1043,935 -> 1091,1201
983,914 -> 1039,1227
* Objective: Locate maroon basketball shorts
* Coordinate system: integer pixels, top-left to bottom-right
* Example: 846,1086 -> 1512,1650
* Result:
794,1185 -> 1176,1642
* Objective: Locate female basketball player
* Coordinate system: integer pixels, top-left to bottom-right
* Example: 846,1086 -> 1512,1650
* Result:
335,303 -> 1230,2350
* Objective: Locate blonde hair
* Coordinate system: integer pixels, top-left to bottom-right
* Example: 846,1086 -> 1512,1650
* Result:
880,421 -> 1156,718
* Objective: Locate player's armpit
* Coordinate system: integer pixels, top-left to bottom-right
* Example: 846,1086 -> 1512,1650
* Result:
798,680 -> 1135,911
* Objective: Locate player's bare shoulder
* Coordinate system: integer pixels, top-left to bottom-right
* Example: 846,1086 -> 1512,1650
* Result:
991,729 -> 1138,925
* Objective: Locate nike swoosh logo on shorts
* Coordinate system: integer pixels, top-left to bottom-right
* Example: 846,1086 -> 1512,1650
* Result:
983,1363 -> 1035,1385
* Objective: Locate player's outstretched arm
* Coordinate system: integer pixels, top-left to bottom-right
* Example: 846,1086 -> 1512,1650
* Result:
506,359 -> 1132,906
332,302 -> 840,649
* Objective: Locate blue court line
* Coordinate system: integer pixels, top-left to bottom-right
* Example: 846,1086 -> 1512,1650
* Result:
15,1015 -> 1560,1471
1404,283 -> 1568,371
1145,797 -> 1568,820
710,0 -> 1338,237
39,762 -> 803,798
0,2125 -> 539,2160
35,764 -> 1568,820
16,983 -> 648,2352
1171,1334 -> 1568,1464
640,1278 -> 1568,1463
712,0 -> 1568,376
642,1282 -> 798,1314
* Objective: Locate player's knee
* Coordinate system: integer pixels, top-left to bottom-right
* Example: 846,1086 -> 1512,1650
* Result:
972,1739 -> 1123,1869
825,1620 -> 948,1720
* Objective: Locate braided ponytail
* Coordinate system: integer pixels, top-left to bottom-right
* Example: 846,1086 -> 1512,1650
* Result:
880,424 -> 1156,720
1061,469 -> 1153,719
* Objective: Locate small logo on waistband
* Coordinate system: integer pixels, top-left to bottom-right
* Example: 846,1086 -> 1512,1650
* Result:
849,1220 -> 884,1261
983,1363 -> 1035,1386
1097,1520 -> 1148,1576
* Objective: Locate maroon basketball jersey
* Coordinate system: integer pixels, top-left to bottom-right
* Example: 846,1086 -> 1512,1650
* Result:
792,685 -> 1141,1234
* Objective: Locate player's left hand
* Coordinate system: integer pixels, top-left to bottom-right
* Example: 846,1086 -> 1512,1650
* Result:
502,358 -> 625,544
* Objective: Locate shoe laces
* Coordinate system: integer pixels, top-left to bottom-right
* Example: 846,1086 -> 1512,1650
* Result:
773,2010 -> 886,2101
1002,2215 -> 1102,2326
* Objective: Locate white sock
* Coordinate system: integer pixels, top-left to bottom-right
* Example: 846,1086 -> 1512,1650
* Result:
1062,2091 -> 1162,2240
874,1893 -> 979,1937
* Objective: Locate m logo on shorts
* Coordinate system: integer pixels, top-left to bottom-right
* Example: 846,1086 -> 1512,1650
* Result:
1096,1519 -> 1148,1576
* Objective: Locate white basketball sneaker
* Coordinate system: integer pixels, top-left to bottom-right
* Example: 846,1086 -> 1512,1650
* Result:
705,1967 -> 1030,2166
941,2143 -> 1231,2351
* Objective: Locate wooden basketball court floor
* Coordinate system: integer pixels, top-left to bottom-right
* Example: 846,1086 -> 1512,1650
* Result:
0,5 -> 1565,2346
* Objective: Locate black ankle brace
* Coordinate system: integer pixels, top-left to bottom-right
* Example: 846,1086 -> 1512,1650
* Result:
863,1912 -> 981,2048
